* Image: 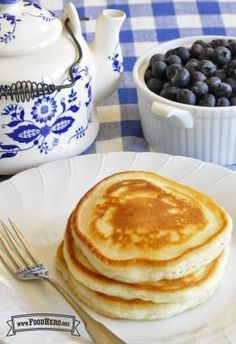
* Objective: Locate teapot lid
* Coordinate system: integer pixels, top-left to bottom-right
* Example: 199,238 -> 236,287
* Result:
0,0 -> 62,55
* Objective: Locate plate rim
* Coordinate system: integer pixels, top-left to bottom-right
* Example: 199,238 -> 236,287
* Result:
0,152 -> 235,344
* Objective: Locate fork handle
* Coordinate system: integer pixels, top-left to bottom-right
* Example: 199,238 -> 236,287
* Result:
39,275 -> 126,344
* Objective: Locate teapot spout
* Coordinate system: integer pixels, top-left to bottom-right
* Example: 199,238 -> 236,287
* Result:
90,9 -> 126,104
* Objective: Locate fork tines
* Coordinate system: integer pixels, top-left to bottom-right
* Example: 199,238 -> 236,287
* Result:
0,219 -> 41,272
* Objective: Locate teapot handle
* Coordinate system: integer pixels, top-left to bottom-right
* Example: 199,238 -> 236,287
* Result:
62,3 -> 81,36
0,18 -> 83,103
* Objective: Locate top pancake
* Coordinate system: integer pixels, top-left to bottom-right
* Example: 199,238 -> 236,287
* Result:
72,171 -> 232,283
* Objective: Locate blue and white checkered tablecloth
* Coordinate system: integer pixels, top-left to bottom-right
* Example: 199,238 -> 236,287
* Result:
60,0 -> 236,169
1,0 -> 236,181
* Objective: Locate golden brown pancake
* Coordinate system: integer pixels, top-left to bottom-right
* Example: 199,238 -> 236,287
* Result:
71,171 -> 232,283
63,216 -> 229,303
57,242 -> 228,320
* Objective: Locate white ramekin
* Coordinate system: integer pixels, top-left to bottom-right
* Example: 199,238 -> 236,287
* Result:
133,36 -> 236,165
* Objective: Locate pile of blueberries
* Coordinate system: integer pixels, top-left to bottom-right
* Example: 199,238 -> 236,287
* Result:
145,38 -> 236,106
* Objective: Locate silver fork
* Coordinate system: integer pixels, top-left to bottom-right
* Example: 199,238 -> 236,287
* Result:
0,219 -> 126,344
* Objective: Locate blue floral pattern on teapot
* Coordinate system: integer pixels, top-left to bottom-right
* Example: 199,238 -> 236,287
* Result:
108,44 -> 123,73
0,13 -> 21,43
0,0 -> 56,44
0,2 -> 125,173
0,66 -> 92,159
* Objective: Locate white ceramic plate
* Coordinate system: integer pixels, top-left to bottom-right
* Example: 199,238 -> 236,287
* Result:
0,152 -> 236,344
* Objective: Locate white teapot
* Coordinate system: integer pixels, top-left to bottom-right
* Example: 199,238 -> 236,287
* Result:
0,0 -> 125,174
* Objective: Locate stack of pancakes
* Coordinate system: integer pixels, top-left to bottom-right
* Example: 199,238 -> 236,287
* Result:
56,171 -> 232,320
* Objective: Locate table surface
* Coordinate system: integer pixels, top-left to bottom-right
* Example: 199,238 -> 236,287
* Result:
1,0 -> 236,182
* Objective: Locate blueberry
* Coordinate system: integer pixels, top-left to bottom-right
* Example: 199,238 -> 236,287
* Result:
193,40 -> 208,48
144,69 -> 153,82
220,39 -> 229,46
214,69 -> 227,81
160,88 -> 169,98
162,81 -> 171,89
213,46 -> 231,66
166,54 -> 182,65
150,54 -> 166,66
199,47 -> 214,60
188,58 -> 200,64
230,96 -> 236,105
171,68 -> 190,88
198,94 -> 216,107
174,46 -> 191,62
152,61 -> 167,78
190,44 -> 204,59
160,86 -> 179,101
212,82 -> 232,98
165,49 -> 175,58
176,89 -> 196,105
191,81 -> 209,97
216,97 -> 230,106
147,40 -> 236,107
228,42 -> 236,55
198,60 -> 216,77
146,78 -> 163,94
227,60 -> 236,77
210,39 -> 228,48
185,61 -> 199,73
206,76 -> 221,93
225,78 -> 236,94
166,64 -> 182,80
191,71 -> 207,83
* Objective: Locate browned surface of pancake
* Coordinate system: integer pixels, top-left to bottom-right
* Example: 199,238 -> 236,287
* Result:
72,171 -> 231,268
66,215 -> 223,293
93,179 -> 207,249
